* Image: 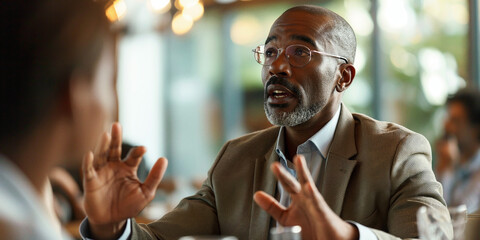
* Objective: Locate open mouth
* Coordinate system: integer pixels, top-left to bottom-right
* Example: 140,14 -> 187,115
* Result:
272,89 -> 289,99
266,84 -> 296,106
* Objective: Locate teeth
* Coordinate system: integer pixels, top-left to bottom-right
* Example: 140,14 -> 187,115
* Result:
273,90 -> 287,98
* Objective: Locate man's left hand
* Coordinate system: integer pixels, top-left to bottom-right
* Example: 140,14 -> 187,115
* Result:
254,155 -> 359,240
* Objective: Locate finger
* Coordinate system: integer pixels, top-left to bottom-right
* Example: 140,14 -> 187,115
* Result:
82,151 -> 96,183
93,132 -> 111,167
305,180 -> 329,208
123,146 -> 146,167
271,162 -> 301,194
294,155 -> 314,185
142,157 -> 168,197
253,191 -> 286,222
107,122 -> 122,162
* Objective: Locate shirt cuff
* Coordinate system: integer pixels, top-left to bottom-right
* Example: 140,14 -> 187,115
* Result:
79,218 -> 131,240
347,221 -> 378,240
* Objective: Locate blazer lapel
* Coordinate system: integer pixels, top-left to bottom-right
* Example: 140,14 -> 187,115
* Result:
320,104 -> 358,215
249,145 -> 277,239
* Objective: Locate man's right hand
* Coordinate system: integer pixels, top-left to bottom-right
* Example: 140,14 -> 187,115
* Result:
82,123 -> 168,239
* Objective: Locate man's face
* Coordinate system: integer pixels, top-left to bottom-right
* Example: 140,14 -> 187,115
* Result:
262,11 -> 342,127
444,102 -> 477,152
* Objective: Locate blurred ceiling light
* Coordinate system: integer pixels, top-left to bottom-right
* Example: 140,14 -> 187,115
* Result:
215,0 -> 237,4
172,12 -> 194,35
149,0 -> 171,14
230,15 -> 261,45
183,2 -> 204,21
179,0 -> 199,8
105,0 -> 127,22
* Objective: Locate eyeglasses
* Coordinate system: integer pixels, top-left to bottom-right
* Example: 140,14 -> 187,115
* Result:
252,44 -> 348,67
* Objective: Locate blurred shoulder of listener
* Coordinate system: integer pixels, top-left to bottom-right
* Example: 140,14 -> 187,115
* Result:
0,0 -> 116,239
435,88 -> 480,213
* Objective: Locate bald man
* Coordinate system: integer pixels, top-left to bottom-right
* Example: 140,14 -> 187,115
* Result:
81,5 -> 451,240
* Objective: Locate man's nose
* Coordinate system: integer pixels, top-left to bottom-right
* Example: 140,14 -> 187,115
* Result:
268,51 -> 292,78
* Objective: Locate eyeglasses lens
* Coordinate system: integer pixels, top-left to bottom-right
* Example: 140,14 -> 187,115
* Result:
285,45 -> 311,67
254,45 -> 313,67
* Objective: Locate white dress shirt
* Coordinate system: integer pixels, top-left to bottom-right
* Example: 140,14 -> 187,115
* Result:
274,105 -> 377,240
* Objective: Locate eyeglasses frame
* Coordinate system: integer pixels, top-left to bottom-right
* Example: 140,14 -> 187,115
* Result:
252,44 -> 349,67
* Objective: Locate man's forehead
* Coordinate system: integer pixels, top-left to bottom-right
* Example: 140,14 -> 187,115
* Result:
266,13 -> 332,46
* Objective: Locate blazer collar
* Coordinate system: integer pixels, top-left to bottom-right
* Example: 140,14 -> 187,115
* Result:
319,103 -> 358,215
248,144 -> 277,239
248,104 -> 359,233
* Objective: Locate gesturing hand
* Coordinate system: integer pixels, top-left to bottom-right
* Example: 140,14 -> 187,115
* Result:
82,123 -> 168,239
254,155 -> 358,240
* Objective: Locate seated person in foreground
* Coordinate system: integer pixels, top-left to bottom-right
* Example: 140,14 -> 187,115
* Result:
0,0 -> 118,239
80,5 -> 452,240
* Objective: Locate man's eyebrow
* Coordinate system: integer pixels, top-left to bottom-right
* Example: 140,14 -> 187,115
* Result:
264,35 -> 316,47
291,35 -> 316,47
265,36 -> 276,45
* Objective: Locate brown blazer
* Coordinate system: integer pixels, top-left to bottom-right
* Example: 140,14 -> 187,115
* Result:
132,105 -> 452,240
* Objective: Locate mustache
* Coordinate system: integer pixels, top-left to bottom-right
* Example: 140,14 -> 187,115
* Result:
265,76 -> 300,97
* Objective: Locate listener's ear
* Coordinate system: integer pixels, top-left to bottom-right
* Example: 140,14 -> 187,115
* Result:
336,63 -> 356,92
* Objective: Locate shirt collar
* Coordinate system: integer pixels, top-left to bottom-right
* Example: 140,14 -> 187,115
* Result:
275,104 -> 342,160
459,148 -> 480,173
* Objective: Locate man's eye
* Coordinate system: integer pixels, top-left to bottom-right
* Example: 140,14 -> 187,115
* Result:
265,48 -> 277,57
293,47 -> 309,57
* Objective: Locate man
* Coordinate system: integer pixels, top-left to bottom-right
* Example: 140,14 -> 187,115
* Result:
436,89 -> 480,213
81,5 -> 451,240
0,0 -> 138,239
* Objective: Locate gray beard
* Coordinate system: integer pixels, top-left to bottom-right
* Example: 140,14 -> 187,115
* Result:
264,101 -> 321,127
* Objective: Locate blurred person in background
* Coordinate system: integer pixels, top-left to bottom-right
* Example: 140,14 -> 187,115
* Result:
79,5 -> 451,240
436,89 -> 480,213
0,0 -> 117,238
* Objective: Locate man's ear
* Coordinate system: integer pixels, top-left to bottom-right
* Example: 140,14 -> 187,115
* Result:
336,63 -> 356,92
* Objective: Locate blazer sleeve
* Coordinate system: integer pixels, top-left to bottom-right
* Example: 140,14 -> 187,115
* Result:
129,142 -> 232,240
370,133 -> 453,240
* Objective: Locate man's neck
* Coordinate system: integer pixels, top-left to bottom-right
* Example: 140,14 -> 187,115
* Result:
283,104 -> 341,160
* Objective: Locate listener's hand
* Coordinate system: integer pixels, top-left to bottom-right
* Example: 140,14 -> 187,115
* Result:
435,136 -> 459,174
82,123 -> 168,240
254,155 -> 358,240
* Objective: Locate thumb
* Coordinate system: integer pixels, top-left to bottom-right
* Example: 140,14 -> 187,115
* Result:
142,157 -> 168,198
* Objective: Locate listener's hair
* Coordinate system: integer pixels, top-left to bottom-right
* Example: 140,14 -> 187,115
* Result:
0,0 -> 112,146
447,89 -> 480,131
